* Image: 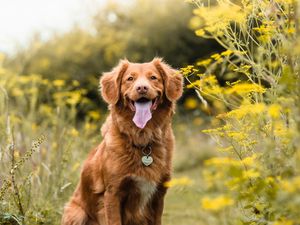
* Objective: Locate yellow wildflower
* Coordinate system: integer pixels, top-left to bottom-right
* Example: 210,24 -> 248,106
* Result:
273,219 -> 294,225
88,111 -> 101,120
225,83 -> 265,95
201,195 -> 234,211
211,53 -> 221,61
280,176 -> 300,193
221,49 -> 233,57
84,122 -> 97,131
227,131 -> 247,141
66,92 -> 82,105
242,154 -> 257,166
243,169 -> 260,179
189,16 -> 201,29
195,29 -> 205,37
268,104 -> 281,119
53,79 -> 65,87
164,177 -> 194,188
225,103 -> 266,119
196,58 -> 212,67
18,75 -> 32,84
258,34 -> 272,44
193,2 -> 246,36
184,97 -> 198,110
72,80 -> 80,87
70,128 -> 79,137
42,79 -> 50,85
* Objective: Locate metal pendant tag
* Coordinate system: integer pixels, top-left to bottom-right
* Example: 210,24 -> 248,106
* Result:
141,155 -> 153,166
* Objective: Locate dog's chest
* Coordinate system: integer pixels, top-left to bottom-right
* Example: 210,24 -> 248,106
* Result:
132,176 -> 157,209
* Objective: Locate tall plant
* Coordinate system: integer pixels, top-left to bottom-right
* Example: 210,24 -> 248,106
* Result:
184,0 -> 300,224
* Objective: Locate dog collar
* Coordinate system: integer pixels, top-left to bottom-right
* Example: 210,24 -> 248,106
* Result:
133,143 -> 153,167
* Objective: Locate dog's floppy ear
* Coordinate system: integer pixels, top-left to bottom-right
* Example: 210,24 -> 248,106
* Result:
152,58 -> 183,101
100,60 -> 129,105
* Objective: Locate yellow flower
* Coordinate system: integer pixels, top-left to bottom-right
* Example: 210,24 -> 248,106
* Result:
196,58 -> 212,67
72,80 -> 80,87
204,157 -> 240,167
242,154 -> 257,166
273,219 -> 294,225
164,177 -> 194,188
280,176 -> 300,193
193,2 -> 246,36
88,111 -> 101,120
201,195 -> 234,211
211,53 -> 221,61
70,128 -> 79,137
184,97 -> 198,110
195,29 -> 205,37
66,91 -> 82,105
53,79 -> 65,87
258,34 -> 272,44
243,169 -> 260,179
18,75 -> 32,84
225,83 -> 265,95
221,49 -> 233,57
189,16 -> 202,29
225,103 -> 266,119
84,122 -> 97,131
268,104 -> 281,119
42,79 -> 50,85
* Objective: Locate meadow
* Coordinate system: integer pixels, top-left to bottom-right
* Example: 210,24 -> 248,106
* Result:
1,0 -> 300,224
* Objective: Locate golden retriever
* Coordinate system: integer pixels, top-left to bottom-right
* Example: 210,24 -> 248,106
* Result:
61,58 -> 183,225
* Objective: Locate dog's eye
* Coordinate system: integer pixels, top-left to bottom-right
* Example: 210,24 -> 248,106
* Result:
127,77 -> 134,81
150,76 -> 157,80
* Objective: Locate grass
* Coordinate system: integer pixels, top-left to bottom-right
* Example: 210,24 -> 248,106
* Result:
163,166 -> 206,225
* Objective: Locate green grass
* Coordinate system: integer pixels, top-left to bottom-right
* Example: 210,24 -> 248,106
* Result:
163,166 -> 205,225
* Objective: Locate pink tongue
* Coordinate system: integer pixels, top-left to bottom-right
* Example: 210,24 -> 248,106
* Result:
133,101 -> 152,129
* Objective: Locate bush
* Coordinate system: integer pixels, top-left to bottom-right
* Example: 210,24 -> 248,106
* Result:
0,64 -> 102,224
184,0 -> 300,224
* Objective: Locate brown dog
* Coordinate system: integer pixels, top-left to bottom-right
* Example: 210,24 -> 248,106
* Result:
62,58 -> 183,225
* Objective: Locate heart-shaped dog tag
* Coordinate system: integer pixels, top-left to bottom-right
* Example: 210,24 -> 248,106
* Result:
141,155 -> 153,166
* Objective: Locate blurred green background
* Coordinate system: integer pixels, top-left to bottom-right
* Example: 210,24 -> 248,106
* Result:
2,0 -> 221,113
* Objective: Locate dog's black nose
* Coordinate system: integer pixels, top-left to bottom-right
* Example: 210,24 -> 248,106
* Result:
136,85 -> 148,94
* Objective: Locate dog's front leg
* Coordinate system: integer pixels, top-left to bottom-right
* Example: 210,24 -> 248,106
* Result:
104,190 -> 121,225
152,184 -> 168,225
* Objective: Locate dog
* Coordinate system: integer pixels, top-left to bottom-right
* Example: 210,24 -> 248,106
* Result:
61,58 -> 183,225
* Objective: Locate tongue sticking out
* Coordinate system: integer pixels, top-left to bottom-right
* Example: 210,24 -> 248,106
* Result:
133,101 -> 152,129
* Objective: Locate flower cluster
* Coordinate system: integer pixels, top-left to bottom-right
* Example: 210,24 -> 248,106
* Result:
185,0 -> 300,224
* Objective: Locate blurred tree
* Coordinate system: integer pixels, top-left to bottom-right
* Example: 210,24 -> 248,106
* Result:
6,0 -> 221,109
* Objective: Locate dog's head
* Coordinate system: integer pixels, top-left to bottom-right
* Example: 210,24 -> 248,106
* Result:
100,58 -> 183,129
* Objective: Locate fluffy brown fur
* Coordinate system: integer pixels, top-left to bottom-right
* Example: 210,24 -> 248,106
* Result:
61,58 -> 183,225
